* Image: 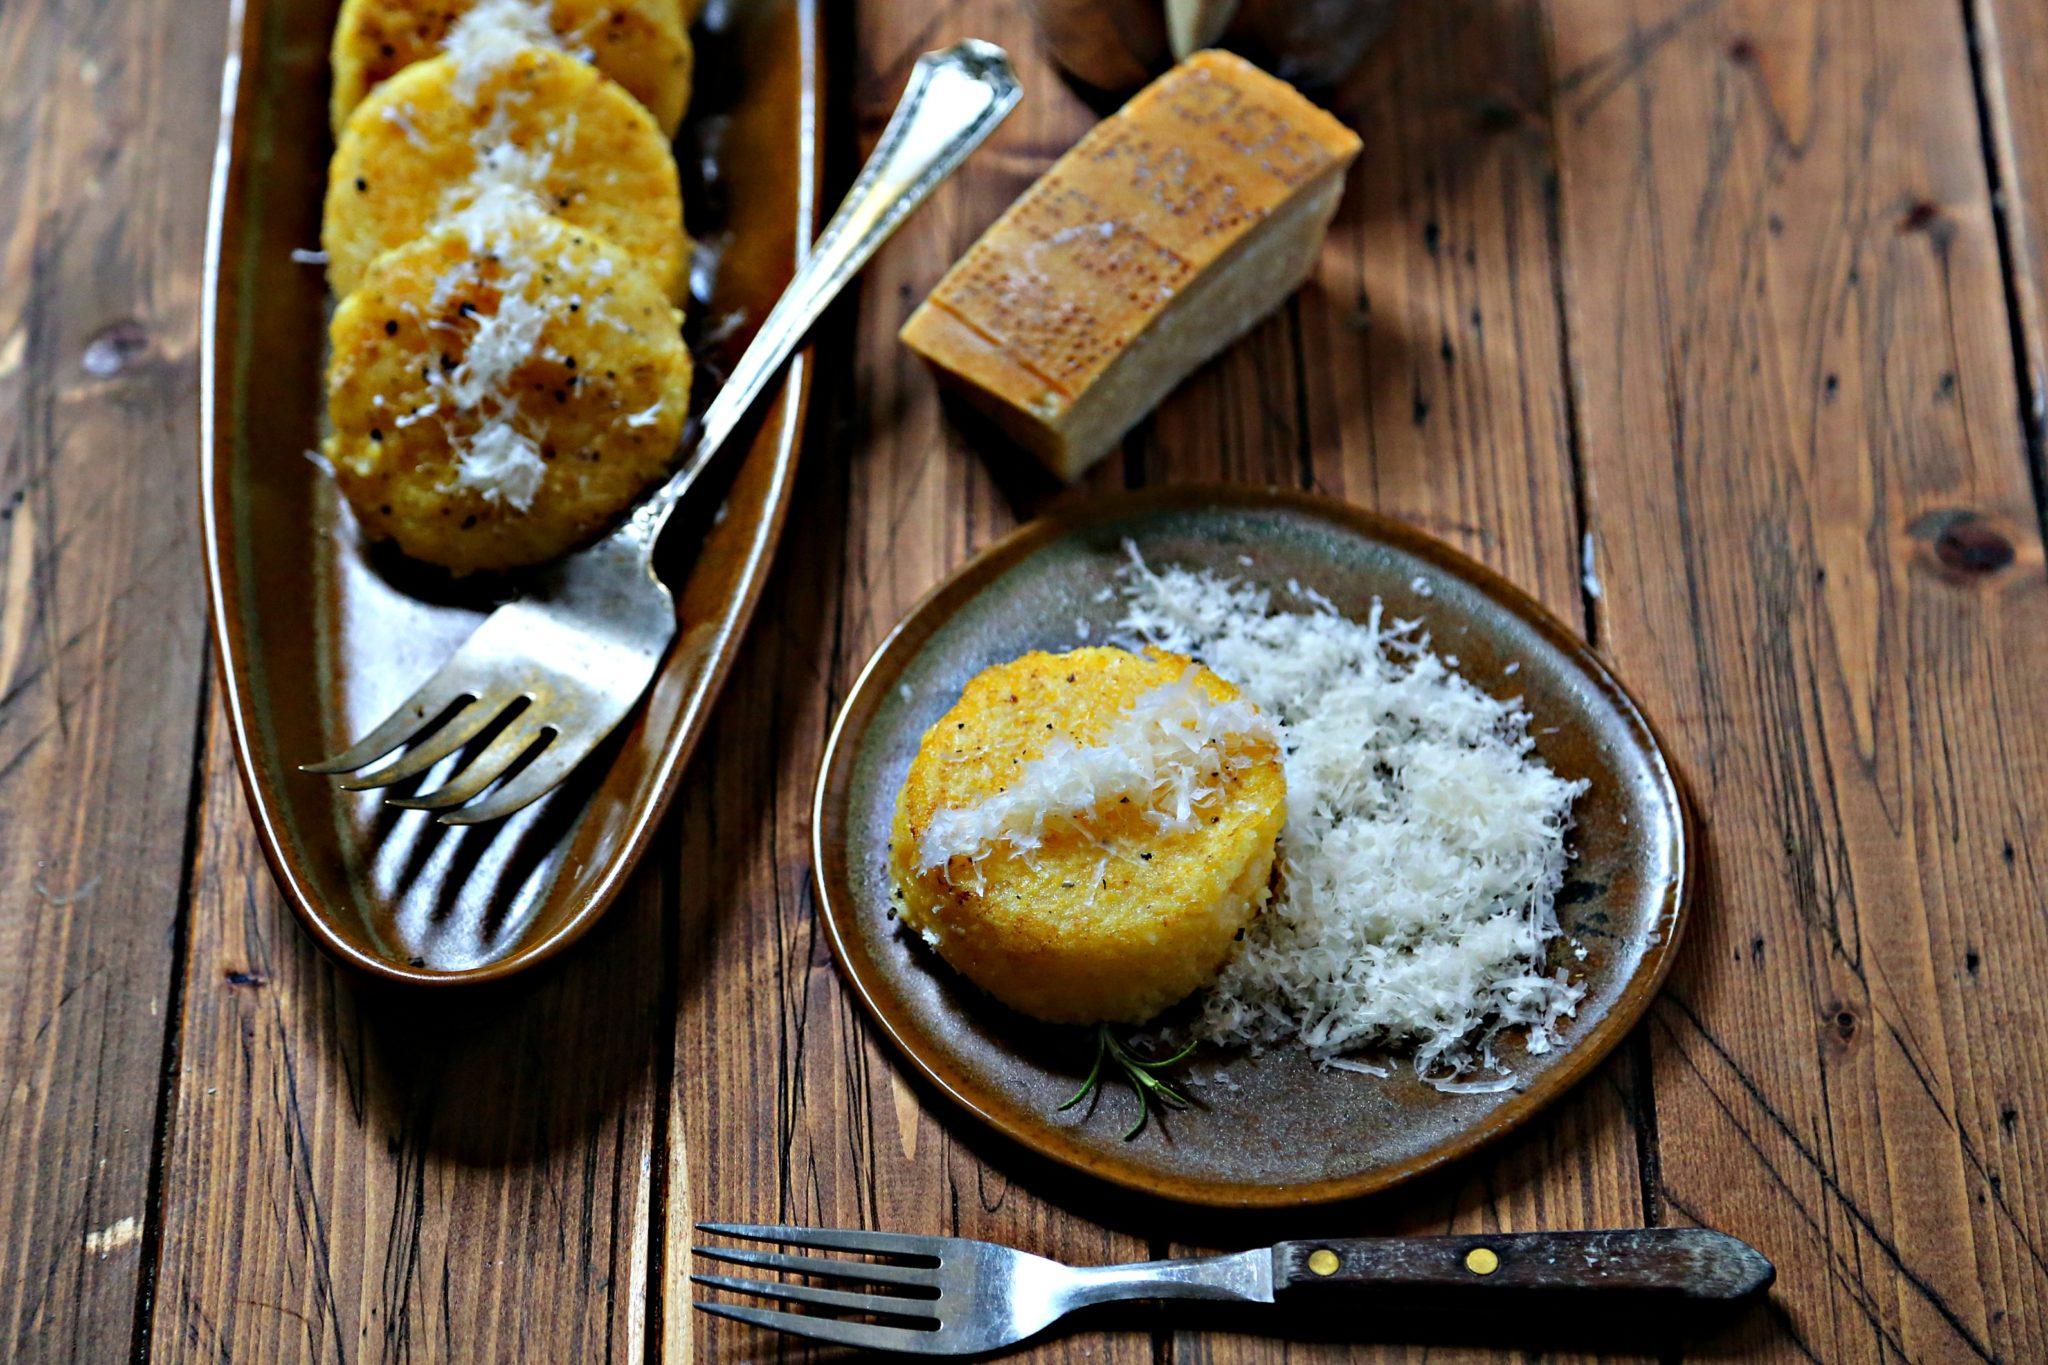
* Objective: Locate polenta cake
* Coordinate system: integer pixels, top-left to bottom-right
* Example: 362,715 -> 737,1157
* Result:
891,646 -> 1286,1025
321,196 -> 692,573
330,0 -> 693,138
324,46 -> 689,304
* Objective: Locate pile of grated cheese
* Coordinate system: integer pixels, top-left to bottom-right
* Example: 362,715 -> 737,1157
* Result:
445,0 -> 585,101
918,669 -> 1277,878
1117,547 -> 1588,1084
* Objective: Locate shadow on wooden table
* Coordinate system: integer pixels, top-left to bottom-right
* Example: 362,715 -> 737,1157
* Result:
1064,1292 -> 1773,1358
746,1296 -> 1773,1363
332,879 -> 669,1168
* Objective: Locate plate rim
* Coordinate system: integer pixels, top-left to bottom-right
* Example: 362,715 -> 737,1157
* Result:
811,482 -> 1695,1207
199,0 -> 824,986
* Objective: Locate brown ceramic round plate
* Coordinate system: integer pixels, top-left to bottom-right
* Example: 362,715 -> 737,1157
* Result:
813,485 -> 1691,1207
202,0 -> 821,984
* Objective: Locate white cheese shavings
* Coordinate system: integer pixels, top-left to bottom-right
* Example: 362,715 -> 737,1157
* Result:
379,100 -> 430,151
623,400 -> 663,428
442,178 -> 556,264
445,0 -> 572,102
918,669 -> 1278,880
1118,547 -> 1587,1082
425,192 -> 573,512
442,287 -> 549,408
453,418 -> 547,509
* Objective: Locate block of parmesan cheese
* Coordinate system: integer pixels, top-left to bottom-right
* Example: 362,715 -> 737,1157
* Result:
899,49 -> 1362,480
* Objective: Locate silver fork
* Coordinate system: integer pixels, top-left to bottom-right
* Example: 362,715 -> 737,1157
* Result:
691,1222 -> 1774,1355
304,41 -> 1022,823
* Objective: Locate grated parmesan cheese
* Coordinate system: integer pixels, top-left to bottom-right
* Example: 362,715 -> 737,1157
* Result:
453,418 -> 547,509
445,0 -> 576,102
918,669 -> 1278,878
379,100 -> 431,151
422,192 -> 569,510
1117,547 -> 1588,1083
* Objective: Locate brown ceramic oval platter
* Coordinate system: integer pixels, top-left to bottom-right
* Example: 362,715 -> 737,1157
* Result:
201,0 -> 821,983
814,485 -> 1692,1207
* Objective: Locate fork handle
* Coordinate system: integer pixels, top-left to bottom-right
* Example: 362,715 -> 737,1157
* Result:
1274,1229 -> 1773,1304
624,39 -> 1021,549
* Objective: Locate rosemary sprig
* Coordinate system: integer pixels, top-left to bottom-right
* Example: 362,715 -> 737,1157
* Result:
1058,1024 -> 1198,1139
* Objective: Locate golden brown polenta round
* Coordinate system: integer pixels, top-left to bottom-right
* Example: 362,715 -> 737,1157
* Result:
322,207 -> 691,573
891,647 -> 1286,1025
330,0 -> 693,138
324,48 -> 689,303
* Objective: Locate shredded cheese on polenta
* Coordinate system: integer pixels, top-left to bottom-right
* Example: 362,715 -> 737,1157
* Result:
917,670 -> 1278,876
445,0 -> 584,101
1117,548 -> 1588,1084
425,189 -> 564,508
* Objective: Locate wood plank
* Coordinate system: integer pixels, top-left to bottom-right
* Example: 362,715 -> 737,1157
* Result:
148,711 -> 666,1361
1172,4 -> 1651,1361
1972,0 -> 2048,483
0,0 -> 225,1355
1547,0 -> 2048,1359
664,6 -> 1166,1364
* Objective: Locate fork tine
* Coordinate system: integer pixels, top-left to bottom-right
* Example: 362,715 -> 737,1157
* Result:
433,723 -> 599,825
697,1222 -> 949,1258
692,1246 -> 937,1288
386,721 -> 549,812
692,1301 -> 935,1354
301,676 -> 472,774
339,698 -> 517,791
689,1273 -> 936,1320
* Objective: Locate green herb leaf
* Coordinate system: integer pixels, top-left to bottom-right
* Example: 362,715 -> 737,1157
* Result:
1058,1024 -> 1199,1140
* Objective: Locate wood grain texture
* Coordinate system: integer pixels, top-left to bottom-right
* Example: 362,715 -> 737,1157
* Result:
1170,5 -> 1652,1362
9,0 -> 2048,1358
1547,0 -> 2048,1360
148,711 -> 666,1362
664,7 -> 1163,1363
0,0 -> 223,1357
1972,0 -> 2048,504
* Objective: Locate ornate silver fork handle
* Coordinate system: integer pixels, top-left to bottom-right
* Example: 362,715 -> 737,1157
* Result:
621,39 -> 1023,558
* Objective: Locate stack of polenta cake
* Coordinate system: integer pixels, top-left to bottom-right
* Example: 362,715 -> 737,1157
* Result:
318,0 -> 702,574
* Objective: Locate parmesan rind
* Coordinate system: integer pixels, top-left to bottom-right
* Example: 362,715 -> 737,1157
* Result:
898,50 -> 1363,481
1118,549 -> 1589,1081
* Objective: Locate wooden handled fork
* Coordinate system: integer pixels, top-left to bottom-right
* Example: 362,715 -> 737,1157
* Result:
692,1221 -> 1774,1355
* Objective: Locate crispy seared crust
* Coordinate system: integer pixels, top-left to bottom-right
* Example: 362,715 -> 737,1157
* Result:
324,49 -> 689,303
330,0 -> 693,138
323,215 -> 691,574
890,646 -> 1287,1026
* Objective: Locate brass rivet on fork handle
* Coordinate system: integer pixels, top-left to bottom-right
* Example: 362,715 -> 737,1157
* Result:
1464,1247 -> 1500,1275
1306,1248 -> 1340,1276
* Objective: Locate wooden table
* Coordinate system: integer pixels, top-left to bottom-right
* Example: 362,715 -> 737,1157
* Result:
6,0 -> 2048,1359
